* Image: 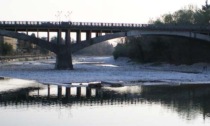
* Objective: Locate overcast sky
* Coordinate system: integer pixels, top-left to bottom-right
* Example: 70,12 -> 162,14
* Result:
0,0 -> 205,23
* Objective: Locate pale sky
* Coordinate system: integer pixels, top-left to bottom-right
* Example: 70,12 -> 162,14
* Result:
0,0 -> 205,23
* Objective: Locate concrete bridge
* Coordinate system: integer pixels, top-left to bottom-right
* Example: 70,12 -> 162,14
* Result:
0,21 -> 210,69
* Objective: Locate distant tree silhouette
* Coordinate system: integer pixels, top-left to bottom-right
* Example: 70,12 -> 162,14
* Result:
150,3 -> 210,25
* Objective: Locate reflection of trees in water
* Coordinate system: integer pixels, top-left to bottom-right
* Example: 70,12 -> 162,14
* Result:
141,85 -> 210,120
0,85 -> 210,120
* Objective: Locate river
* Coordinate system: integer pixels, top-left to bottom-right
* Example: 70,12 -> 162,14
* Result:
0,56 -> 210,126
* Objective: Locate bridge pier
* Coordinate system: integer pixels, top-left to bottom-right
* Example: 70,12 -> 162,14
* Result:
55,29 -> 73,70
86,31 -> 92,40
47,30 -> 50,42
76,30 -> 81,43
96,32 -> 102,37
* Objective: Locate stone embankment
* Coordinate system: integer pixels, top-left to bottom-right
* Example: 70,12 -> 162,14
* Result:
0,55 -> 54,63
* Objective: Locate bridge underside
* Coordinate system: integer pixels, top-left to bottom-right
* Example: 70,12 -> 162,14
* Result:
71,30 -> 210,52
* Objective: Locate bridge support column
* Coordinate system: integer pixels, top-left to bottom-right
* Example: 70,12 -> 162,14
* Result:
47,30 -> 50,42
37,29 -> 39,38
96,31 -> 102,37
55,29 -> 73,70
76,30 -> 81,43
26,30 -> 29,35
57,29 -> 62,44
86,31 -> 92,40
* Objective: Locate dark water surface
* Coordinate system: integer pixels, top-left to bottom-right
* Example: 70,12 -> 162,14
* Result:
0,79 -> 210,126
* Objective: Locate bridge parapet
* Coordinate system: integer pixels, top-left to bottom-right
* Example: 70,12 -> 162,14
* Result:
1,21 -> 210,33
0,21 -> 148,28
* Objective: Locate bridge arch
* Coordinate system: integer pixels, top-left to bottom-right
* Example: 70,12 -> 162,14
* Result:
71,30 -> 210,53
0,29 -> 74,69
0,29 -> 57,53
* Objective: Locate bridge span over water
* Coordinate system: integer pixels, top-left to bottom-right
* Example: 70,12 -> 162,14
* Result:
0,21 -> 210,69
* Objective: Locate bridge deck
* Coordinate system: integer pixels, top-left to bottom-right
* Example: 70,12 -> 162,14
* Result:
0,21 -> 210,32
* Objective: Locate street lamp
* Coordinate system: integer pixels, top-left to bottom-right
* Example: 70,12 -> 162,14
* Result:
55,11 -> 62,24
65,11 -> 72,22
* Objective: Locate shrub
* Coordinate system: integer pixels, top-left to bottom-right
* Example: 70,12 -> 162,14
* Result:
0,42 -> 14,56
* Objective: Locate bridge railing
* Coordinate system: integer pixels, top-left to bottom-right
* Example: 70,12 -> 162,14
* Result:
0,21 -> 150,28
1,21 -> 210,31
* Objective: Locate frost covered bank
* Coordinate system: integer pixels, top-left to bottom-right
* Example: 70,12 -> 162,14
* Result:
0,56 -> 210,84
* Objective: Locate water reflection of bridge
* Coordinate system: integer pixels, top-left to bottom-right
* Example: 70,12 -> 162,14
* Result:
0,84 -> 210,120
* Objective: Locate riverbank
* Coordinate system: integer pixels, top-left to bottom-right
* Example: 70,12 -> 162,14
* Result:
0,55 -> 54,63
0,55 -> 210,85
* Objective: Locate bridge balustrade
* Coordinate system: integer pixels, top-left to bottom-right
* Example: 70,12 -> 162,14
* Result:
0,21 -> 144,28
16,21 -> 22,25
54,22 -> 58,25
4,21 -> 9,25
72,22 -> 76,26
117,23 -> 120,27
75,22 -> 80,26
1,21 -> 210,32
91,22 -> 95,26
87,22 -> 91,26
96,23 -> 100,26
116,23 -> 121,27
115,23 -> 120,27
104,23 -> 108,26
124,24 -> 128,27
28,21 -> 33,25
83,22 -> 87,26
38,22 -> 42,25
84,22 -> 89,26
92,22 -> 96,26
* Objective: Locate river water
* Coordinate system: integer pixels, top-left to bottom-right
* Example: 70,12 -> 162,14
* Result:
0,78 -> 210,126
1,56 -> 210,126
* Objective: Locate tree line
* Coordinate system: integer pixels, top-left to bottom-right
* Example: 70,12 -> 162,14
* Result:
149,4 -> 210,25
113,3 -> 210,65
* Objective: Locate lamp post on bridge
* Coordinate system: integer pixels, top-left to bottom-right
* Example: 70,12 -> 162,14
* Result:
55,11 -> 62,25
65,11 -> 72,23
